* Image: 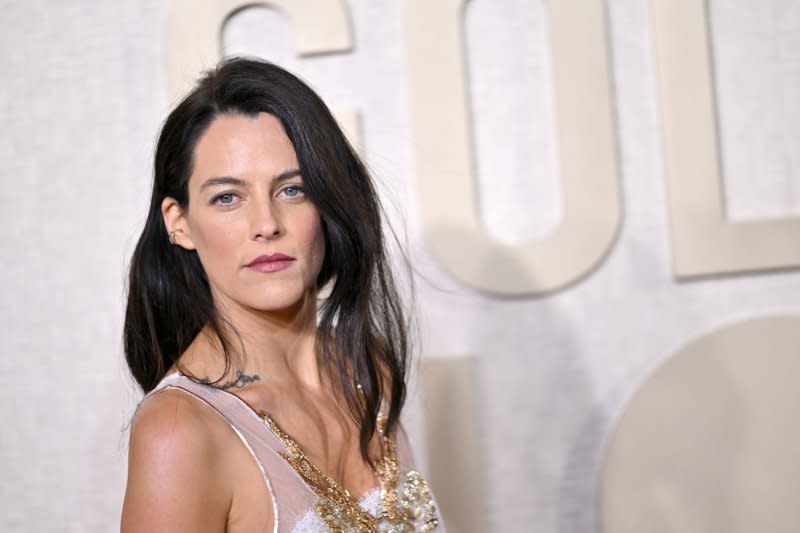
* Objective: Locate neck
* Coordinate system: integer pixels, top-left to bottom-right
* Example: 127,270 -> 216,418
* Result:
183,289 -> 326,392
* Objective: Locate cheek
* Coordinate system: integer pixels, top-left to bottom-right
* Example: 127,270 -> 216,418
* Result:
190,220 -> 243,271
198,225 -> 236,251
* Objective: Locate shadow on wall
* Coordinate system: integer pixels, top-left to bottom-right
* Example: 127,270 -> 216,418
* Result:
418,222 -> 596,532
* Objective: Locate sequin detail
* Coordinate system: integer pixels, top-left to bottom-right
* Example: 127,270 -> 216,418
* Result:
260,411 -> 440,532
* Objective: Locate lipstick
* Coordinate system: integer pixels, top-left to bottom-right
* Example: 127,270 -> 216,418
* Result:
244,253 -> 295,273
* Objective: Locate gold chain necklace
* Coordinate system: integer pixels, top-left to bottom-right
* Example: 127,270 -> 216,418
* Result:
258,410 -> 435,532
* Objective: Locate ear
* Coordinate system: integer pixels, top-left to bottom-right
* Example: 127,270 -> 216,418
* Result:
161,197 -> 196,251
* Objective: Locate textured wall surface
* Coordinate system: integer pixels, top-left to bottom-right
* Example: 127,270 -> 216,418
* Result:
1,1 -> 799,532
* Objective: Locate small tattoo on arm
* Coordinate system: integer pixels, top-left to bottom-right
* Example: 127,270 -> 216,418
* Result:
200,371 -> 261,390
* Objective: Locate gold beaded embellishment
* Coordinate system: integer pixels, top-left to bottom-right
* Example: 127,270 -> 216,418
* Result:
259,410 -> 439,532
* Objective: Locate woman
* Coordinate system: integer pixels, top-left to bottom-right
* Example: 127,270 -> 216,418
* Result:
121,57 -> 442,532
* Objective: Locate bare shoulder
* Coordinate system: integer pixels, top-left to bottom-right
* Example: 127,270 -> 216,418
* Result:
128,386 -> 231,460
121,388 -> 233,532
129,385 -> 234,444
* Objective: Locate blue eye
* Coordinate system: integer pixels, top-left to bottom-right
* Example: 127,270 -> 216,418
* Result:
280,185 -> 305,198
213,193 -> 237,205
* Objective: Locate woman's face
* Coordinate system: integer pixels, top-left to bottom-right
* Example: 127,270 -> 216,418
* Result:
163,112 -> 325,315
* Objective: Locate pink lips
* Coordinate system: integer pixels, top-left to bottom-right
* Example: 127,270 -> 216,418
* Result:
244,253 -> 296,273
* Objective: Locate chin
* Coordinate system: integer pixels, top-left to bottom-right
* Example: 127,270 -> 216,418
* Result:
244,286 -> 316,313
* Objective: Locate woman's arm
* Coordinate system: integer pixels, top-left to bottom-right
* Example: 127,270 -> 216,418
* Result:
121,390 -> 232,532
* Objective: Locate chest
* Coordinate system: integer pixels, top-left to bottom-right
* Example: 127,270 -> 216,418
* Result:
156,376 -> 444,532
245,392 -> 383,498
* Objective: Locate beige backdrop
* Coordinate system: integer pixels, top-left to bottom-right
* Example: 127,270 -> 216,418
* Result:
1,1 -> 799,532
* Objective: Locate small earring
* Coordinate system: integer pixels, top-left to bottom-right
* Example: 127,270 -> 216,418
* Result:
168,231 -> 176,245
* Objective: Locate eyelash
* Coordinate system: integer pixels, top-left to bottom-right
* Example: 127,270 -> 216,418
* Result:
209,184 -> 305,206
211,192 -> 239,206
278,184 -> 305,199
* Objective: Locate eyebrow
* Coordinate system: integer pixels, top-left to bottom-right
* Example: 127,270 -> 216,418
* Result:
199,169 -> 302,190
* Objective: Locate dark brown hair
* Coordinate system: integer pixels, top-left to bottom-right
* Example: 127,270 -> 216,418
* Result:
124,57 -> 408,461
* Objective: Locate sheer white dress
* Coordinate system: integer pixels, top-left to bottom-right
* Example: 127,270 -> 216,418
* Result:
140,373 -> 445,532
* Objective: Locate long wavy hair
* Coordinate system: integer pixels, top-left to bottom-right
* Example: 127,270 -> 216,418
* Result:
124,57 -> 408,461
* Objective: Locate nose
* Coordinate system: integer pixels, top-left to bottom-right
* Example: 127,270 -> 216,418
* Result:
250,198 -> 282,241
